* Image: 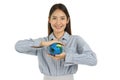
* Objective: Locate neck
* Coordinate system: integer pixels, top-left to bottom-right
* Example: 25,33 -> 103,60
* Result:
53,31 -> 65,40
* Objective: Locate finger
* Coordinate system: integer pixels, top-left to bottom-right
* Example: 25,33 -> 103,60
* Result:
53,57 -> 60,60
47,54 -> 51,56
47,54 -> 54,58
55,52 -> 65,57
56,42 -> 65,46
57,42 -> 65,46
55,54 -> 61,57
48,54 -> 60,60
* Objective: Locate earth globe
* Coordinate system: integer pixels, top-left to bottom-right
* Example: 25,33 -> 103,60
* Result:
48,43 -> 63,56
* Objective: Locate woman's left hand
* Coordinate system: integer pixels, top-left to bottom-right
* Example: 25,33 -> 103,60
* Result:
48,52 -> 66,60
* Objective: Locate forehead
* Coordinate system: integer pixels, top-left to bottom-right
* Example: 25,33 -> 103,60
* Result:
51,9 -> 66,17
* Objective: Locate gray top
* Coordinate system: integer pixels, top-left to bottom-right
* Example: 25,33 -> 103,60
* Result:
15,32 -> 97,76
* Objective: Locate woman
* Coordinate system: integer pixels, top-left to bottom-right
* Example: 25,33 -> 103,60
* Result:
15,3 -> 97,80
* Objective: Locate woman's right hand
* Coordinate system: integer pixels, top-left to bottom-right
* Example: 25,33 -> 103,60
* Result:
41,39 -> 64,47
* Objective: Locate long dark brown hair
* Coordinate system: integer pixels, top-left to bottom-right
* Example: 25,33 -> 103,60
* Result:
48,3 -> 72,36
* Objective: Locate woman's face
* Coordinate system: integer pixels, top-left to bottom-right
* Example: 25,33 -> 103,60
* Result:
49,9 -> 69,33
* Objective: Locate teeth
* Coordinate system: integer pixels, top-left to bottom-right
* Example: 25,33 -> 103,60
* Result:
56,26 -> 61,29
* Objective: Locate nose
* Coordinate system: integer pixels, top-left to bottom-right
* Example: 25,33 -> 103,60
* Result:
56,19 -> 61,25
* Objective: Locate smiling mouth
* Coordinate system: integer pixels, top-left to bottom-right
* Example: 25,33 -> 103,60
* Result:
55,26 -> 62,29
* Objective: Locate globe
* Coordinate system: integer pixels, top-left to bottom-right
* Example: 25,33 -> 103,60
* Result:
48,43 -> 63,56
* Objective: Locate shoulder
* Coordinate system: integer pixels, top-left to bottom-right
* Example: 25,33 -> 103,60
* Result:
71,35 -> 83,40
71,35 -> 86,44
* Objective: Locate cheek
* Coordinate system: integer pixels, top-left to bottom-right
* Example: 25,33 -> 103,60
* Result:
50,21 -> 56,26
63,22 -> 68,26
63,20 -> 68,24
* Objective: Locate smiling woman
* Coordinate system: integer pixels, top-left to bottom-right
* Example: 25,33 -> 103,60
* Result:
15,3 -> 97,80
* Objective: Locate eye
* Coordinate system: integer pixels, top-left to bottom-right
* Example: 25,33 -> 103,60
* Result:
61,17 -> 65,20
52,17 -> 56,20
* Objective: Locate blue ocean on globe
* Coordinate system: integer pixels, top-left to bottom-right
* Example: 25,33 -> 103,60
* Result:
48,43 -> 63,56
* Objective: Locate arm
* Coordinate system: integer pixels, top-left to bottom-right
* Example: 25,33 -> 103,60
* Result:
15,38 -> 62,55
64,36 -> 97,66
15,38 -> 44,55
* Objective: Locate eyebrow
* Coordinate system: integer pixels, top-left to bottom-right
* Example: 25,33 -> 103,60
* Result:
52,16 -> 66,18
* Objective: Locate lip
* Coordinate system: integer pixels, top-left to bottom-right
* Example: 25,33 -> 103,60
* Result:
55,26 -> 62,29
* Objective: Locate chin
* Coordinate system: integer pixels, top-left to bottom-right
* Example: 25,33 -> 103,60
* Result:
54,30 -> 64,33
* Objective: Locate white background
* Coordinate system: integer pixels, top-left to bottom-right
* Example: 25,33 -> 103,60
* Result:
0,0 -> 120,80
